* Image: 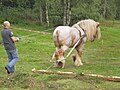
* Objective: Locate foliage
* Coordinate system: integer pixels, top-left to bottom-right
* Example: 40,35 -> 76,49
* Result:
0,0 -> 120,26
115,0 -> 120,19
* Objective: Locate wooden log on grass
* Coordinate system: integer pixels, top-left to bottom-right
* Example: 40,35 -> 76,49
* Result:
32,68 -> 76,76
32,68 -> 120,82
81,73 -> 120,82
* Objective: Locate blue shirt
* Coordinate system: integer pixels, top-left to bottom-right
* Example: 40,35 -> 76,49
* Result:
1,28 -> 16,50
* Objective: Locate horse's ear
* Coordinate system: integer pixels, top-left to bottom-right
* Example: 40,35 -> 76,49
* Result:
96,22 -> 100,27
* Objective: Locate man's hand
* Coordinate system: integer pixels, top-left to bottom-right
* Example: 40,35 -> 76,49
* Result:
16,37 -> 20,41
11,37 -> 21,42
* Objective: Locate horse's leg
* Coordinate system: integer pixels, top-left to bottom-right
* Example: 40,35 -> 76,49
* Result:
74,50 -> 83,66
53,47 -> 60,67
54,46 -> 68,68
51,47 -> 59,61
61,45 -> 68,52
58,45 -> 68,68
51,52 -> 55,61
74,38 -> 86,66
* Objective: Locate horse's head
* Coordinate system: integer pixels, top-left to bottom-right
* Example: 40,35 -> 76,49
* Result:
90,21 -> 101,42
75,19 -> 101,42
55,49 -> 65,68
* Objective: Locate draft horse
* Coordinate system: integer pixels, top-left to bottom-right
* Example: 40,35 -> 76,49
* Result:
52,19 -> 101,68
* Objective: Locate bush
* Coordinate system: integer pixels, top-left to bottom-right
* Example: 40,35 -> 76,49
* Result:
49,16 -> 63,27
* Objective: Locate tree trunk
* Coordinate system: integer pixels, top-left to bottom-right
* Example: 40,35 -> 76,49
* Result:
0,0 -> 2,5
103,0 -> 107,18
63,0 -> 67,25
66,0 -> 71,25
45,0 -> 49,27
63,0 -> 71,26
40,6 -> 43,24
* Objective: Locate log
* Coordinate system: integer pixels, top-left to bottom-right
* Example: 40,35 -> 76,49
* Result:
81,73 -> 120,82
32,68 -> 76,76
32,68 -> 120,82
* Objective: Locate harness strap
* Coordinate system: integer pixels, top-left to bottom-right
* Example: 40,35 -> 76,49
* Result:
74,26 -> 87,39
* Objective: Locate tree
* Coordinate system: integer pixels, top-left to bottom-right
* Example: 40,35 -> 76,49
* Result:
115,0 -> 120,19
0,0 -> 119,26
34,0 -> 50,26
71,0 -> 101,24
100,0 -> 117,19
63,0 -> 71,25
45,0 -> 49,27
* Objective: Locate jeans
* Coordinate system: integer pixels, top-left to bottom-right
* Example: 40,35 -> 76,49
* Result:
6,49 -> 18,73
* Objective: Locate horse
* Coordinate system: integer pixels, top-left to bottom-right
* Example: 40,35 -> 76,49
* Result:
52,19 -> 101,68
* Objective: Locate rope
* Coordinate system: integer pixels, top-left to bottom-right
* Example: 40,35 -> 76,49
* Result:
20,32 -> 40,38
66,38 -> 81,58
18,28 -> 54,39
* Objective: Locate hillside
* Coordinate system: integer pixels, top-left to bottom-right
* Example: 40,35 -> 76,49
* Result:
0,24 -> 120,90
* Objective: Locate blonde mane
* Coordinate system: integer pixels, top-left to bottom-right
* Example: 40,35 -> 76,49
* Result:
73,19 -> 101,41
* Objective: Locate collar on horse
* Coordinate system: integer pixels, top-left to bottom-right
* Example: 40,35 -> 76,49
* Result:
74,25 -> 87,39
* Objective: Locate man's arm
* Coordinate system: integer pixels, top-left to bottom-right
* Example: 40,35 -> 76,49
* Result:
11,36 -> 19,42
10,30 -> 19,42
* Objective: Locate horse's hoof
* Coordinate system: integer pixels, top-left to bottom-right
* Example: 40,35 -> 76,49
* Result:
57,61 -> 64,68
75,62 -> 83,66
72,55 -> 76,62
80,63 -> 83,65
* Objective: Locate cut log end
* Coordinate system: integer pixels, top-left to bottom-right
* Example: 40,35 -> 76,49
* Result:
32,68 -> 36,72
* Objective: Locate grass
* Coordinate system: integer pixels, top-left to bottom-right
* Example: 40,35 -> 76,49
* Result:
0,23 -> 120,90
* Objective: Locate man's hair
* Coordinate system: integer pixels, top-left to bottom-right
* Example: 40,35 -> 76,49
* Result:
3,21 -> 10,27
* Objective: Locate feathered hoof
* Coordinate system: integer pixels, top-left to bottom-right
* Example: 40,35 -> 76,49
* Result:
72,55 -> 76,62
80,63 -> 83,65
58,61 -> 63,68
75,62 -> 83,66
53,61 -> 65,68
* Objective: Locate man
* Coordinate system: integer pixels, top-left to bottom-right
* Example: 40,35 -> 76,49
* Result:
1,21 -> 20,74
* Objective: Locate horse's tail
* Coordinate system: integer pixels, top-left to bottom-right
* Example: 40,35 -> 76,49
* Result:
53,29 -> 60,48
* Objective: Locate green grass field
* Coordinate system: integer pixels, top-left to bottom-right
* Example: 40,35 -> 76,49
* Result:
0,24 -> 120,90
